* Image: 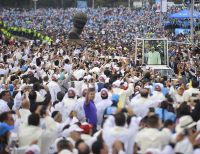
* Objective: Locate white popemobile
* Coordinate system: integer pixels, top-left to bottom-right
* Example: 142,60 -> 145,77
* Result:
135,38 -> 176,79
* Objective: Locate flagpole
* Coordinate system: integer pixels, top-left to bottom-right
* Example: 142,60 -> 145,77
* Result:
190,0 -> 194,46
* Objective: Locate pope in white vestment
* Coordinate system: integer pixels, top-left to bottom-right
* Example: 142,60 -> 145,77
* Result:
146,50 -> 161,65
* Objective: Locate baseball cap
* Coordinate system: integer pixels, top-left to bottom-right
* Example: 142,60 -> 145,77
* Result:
0,122 -> 14,136
80,123 -> 93,134
69,124 -> 83,133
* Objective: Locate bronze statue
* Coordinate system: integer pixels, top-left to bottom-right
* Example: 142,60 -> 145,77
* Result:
68,12 -> 87,40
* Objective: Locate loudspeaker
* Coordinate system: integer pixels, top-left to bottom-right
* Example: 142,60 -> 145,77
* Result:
68,12 -> 87,40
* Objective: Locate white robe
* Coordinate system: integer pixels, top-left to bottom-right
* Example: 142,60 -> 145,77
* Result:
146,51 -> 161,65
47,81 -> 61,103
18,116 -> 57,154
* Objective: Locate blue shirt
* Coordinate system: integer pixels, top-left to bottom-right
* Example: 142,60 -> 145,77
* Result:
20,65 -> 28,71
155,108 -> 176,122
84,101 -> 97,126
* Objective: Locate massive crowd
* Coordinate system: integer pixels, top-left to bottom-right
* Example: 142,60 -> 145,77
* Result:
0,6 -> 200,154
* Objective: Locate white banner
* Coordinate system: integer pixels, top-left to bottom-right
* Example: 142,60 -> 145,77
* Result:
162,0 -> 167,13
156,0 -> 168,13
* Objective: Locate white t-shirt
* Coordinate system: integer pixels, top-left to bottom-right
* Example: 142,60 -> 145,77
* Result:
175,137 -> 193,154
0,99 -> 10,114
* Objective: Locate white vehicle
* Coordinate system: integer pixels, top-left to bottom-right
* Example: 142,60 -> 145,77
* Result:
142,65 -> 176,79
135,38 -> 176,78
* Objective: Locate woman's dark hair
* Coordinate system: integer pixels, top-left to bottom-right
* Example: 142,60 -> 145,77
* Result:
191,101 -> 200,122
192,80 -> 199,88
51,111 -> 59,118
54,60 -> 59,66
36,58 -> 41,66
160,101 -> 168,110
28,90 -> 37,101
33,83 -> 42,91
28,114 -> 40,126
53,100 -> 59,107
147,115 -> 159,128
43,92 -> 52,106
57,139 -> 72,152
64,59 -> 70,64
114,112 -> 126,127
144,71 -> 151,80
92,140 -> 104,154
57,91 -> 65,102
176,102 -> 191,118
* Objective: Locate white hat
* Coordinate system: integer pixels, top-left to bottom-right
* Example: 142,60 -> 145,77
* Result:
100,88 -> 108,96
69,124 -> 83,133
68,87 -> 76,96
176,115 -> 196,134
61,129 -> 71,138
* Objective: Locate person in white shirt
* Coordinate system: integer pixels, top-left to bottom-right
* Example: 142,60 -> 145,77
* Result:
174,115 -> 198,154
56,138 -> 78,154
150,84 -> 166,106
75,88 -> 87,122
96,88 -> 112,126
66,124 -> 84,147
145,48 -> 161,65
183,80 -> 200,102
130,88 -> 150,118
0,90 -> 11,114
47,75 -> 61,103
103,107 -> 140,154
50,91 -> 68,122
18,99 -> 31,125
174,87 -> 185,106
18,113 -> 57,154
135,115 -> 170,154
63,88 -> 78,117
64,59 -> 72,74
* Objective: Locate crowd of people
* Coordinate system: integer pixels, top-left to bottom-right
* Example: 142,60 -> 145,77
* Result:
0,5 -> 200,154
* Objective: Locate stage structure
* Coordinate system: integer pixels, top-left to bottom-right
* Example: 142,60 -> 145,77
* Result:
135,38 -> 169,66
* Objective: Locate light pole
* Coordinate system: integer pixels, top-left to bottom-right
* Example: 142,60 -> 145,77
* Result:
33,0 -> 38,12
61,0 -> 64,8
128,0 -> 131,9
92,0 -> 94,9
190,0 -> 194,45
159,0 -> 163,27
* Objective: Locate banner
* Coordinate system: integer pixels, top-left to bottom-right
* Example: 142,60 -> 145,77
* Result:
77,0 -> 88,9
175,28 -> 190,35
